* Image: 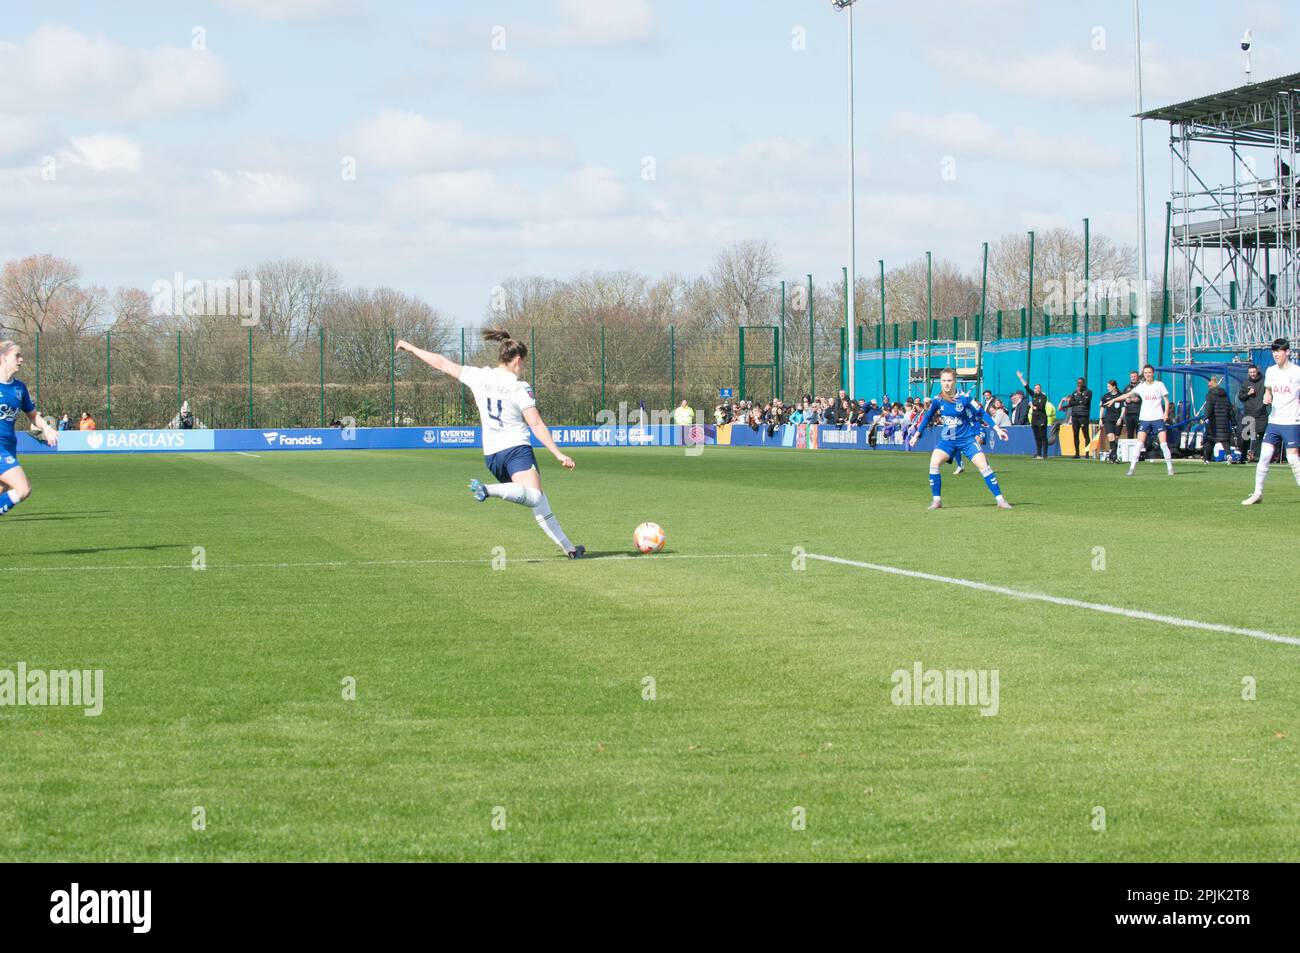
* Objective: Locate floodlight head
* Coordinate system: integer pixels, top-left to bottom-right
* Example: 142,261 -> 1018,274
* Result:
1241,29 -> 1252,51
831,0 -> 857,8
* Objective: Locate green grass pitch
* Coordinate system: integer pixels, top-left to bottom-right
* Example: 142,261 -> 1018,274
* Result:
1,446 -> 1296,861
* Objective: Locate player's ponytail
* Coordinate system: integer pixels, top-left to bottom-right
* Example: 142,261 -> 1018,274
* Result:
483,329 -> 527,365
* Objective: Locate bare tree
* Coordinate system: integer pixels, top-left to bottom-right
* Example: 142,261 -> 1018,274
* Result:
0,254 -> 81,336
986,228 -> 1136,320
238,259 -> 342,344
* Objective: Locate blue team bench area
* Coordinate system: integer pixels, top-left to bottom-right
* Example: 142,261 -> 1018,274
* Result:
19,423 -> 1055,456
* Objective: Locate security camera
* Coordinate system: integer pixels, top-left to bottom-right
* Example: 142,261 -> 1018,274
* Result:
1241,29 -> 1252,52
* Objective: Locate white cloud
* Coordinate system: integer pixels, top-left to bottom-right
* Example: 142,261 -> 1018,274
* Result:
0,114 -> 52,163
0,25 -> 236,124
397,165 -> 627,223
350,109 -> 573,172
477,55 -> 559,92
925,47 -> 1131,106
887,111 -> 1124,174
218,0 -> 347,20
190,169 -> 316,220
57,134 -> 143,173
924,42 -> 1238,109
527,0 -> 658,48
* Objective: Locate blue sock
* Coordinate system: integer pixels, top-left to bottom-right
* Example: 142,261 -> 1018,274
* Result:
980,467 -> 1002,498
928,467 -> 941,498
0,490 -> 21,515
952,451 -> 962,467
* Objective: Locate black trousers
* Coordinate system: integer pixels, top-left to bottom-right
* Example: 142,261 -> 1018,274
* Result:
1070,418 -> 1089,456
1241,417 -> 1268,460
1031,422 -> 1048,457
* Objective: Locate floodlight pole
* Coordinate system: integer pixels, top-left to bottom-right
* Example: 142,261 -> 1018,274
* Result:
834,0 -> 858,400
1133,0 -> 1150,367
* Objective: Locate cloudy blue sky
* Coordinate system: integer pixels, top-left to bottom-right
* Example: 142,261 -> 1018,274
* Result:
0,0 -> 1294,322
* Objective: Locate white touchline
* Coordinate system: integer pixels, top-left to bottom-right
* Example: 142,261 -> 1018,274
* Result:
807,553 -> 1300,648
234,452 -> 261,457
0,553 -> 773,573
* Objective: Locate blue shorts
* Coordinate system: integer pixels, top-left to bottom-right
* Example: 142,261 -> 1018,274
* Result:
1139,420 -> 1166,436
1264,422 -> 1300,449
936,438 -> 981,461
484,444 -> 538,483
0,451 -> 17,475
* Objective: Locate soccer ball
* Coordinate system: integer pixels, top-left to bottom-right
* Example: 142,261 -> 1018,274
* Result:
633,521 -> 665,554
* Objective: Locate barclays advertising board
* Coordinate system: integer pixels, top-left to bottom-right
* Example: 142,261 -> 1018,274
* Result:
54,430 -> 216,453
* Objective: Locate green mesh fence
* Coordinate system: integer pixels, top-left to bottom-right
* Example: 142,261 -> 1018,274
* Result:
14,324 -> 835,430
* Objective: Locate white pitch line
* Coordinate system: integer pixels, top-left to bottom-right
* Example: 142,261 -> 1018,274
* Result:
234,452 -> 261,457
0,552 -> 773,573
807,553 -> 1300,648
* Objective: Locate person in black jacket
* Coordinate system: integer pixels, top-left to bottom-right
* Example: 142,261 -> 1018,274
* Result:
1098,380 -> 1123,462
1201,375 -> 1233,462
1057,377 -> 1093,458
1008,390 -> 1029,425
1237,364 -> 1269,461
1116,369 -> 1141,438
1015,370 -> 1049,458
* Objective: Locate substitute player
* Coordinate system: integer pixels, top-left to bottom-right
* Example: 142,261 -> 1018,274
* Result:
909,368 -> 1012,509
1122,364 -> 1174,477
0,340 -> 59,516
1242,337 -> 1300,505
396,330 -> 584,558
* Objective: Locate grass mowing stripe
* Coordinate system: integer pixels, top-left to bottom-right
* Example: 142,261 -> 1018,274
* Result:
0,553 -> 775,572
807,552 -> 1300,647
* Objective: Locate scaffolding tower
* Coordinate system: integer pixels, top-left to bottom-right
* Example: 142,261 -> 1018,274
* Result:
1140,72 -> 1300,362
907,340 -> 978,395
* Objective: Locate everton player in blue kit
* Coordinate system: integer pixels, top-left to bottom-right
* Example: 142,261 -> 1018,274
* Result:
909,367 -> 1012,509
0,340 -> 59,516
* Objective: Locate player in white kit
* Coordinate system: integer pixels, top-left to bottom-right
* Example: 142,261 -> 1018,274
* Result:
1122,364 -> 1175,477
1242,338 -> 1300,505
397,330 -> 584,557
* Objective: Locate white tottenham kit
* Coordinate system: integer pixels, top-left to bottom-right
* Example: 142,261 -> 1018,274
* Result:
1265,363 -> 1300,425
459,366 -> 537,456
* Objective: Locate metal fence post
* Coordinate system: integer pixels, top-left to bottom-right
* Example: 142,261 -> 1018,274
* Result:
1083,216 -> 1091,380
669,324 -> 676,409
778,280 -> 785,400
247,326 -> 253,428
105,330 -> 112,429
738,326 -> 746,399
319,326 -> 325,427
176,330 -> 182,422
459,328 -> 466,424
1026,230 -> 1035,382
807,273 -> 814,397
389,328 -> 396,426
879,259 -> 887,400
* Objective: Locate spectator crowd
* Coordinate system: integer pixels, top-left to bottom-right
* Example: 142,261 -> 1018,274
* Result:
713,388 -> 1017,446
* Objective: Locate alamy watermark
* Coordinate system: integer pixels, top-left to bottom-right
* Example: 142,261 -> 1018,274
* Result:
890,661 -> 999,716
1,662 -> 104,716
151,272 -> 260,326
